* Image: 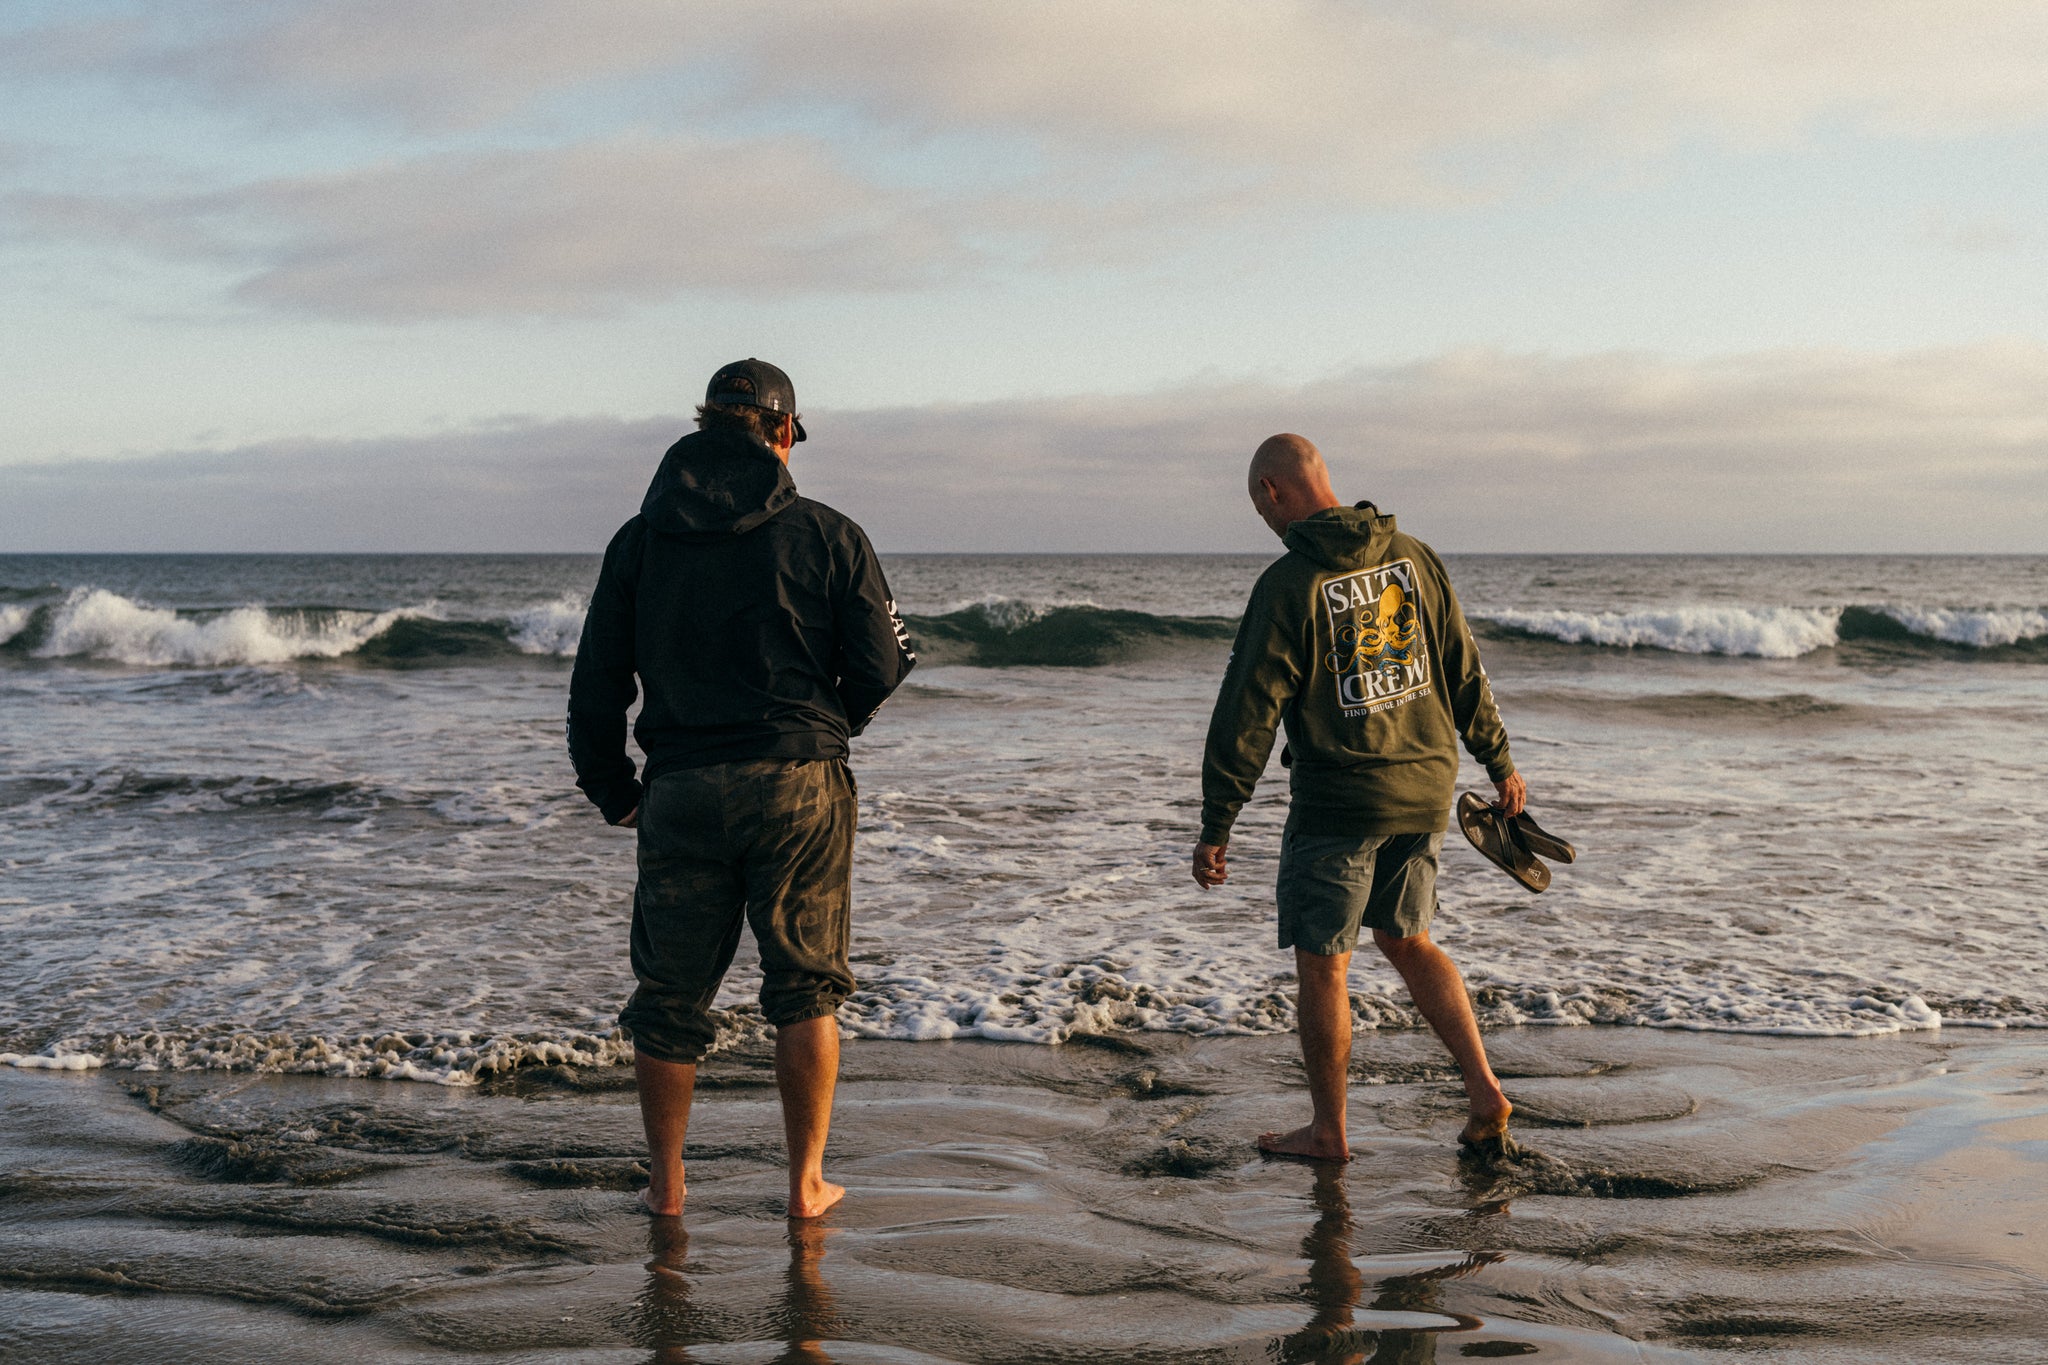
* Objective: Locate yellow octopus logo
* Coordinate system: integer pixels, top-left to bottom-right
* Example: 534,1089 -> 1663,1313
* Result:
1325,583 -> 1421,677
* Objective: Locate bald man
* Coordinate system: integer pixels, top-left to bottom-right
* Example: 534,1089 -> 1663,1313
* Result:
1195,434 -> 1524,1160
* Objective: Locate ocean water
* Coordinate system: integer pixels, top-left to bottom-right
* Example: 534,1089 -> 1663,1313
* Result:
2,552 -> 2044,1084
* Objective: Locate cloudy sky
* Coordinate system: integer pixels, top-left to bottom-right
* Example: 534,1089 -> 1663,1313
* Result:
3,1 -> 2044,552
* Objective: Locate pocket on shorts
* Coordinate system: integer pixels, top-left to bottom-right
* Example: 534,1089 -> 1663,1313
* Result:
637,771 -> 715,860
746,760 -> 832,837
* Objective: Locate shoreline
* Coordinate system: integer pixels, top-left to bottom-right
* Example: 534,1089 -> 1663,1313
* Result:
6,1027 -> 2046,1362
13,1004 -> 2048,1089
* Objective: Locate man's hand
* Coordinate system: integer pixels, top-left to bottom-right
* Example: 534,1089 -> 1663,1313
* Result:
617,806 -> 640,829
1192,842 -> 1229,889
1493,773 -> 1526,817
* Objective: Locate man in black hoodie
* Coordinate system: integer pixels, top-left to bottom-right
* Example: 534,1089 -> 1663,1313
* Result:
568,359 -> 915,1219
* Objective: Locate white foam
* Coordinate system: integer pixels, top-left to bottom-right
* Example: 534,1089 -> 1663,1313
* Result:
1876,605 -> 2048,648
821,958 -> 1981,1044
1,1050 -> 104,1071
508,594 -> 586,656
34,588 -> 434,666
0,604 -> 30,646
1487,606 -> 1841,658
69,1027 -> 632,1086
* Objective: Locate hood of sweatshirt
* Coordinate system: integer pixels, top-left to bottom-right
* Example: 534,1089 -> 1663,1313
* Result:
1283,501 -> 1398,572
640,426 -> 797,538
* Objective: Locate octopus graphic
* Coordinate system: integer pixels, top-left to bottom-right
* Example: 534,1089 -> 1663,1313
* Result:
1325,583 -> 1421,677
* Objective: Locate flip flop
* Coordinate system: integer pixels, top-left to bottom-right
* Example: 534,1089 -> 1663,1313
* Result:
1457,791 -> 1550,894
1508,811 -> 1576,864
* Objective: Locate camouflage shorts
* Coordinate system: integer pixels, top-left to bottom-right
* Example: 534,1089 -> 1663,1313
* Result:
619,758 -> 857,1064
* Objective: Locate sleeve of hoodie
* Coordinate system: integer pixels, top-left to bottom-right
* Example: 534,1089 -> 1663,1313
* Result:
831,523 -> 916,735
1423,547 -> 1515,782
566,519 -> 646,824
1199,570 -> 1304,846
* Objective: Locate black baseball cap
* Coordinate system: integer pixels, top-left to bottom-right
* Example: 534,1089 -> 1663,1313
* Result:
705,358 -> 806,442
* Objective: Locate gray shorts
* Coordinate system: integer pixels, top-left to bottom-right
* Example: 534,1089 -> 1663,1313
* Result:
1276,821 -> 1443,955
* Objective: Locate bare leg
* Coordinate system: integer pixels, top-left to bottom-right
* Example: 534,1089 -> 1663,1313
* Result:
777,1014 -> 846,1218
1259,949 -> 1354,1161
635,1050 -> 697,1215
1371,929 -> 1512,1145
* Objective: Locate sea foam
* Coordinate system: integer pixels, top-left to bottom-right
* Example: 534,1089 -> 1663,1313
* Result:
1873,605 -> 2048,649
508,594 -> 586,656
0,1050 -> 103,1071
0,604 -> 30,646
34,589 -> 435,667
1483,603 -> 2048,658
1485,606 -> 1842,658
4,1027 -> 632,1086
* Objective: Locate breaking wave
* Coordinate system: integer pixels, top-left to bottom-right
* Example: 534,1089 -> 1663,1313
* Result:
507,594 -> 587,655
1,588 -> 582,667
1484,606 -> 1841,658
1483,604 -> 2048,659
11,589 -> 445,667
3,588 -> 2041,670
1835,604 -> 2048,650
905,597 -> 1236,667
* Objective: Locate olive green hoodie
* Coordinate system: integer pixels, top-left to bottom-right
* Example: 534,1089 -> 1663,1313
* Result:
1199,502 -> 1514,846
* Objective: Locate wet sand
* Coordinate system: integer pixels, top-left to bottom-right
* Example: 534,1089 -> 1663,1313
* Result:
5,1029 -> 2046,1363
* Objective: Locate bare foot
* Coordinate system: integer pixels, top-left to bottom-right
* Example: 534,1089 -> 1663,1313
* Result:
639,1182 -> 685,1217
788,1178 -> 845,1220
1257,1124 -> 1351,1162
1458,1095 -> 1516,1156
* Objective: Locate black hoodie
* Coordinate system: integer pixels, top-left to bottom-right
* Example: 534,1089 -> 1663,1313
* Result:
566,425 -> 916,823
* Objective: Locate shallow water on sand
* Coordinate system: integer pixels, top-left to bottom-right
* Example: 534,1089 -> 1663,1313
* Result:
6,1032 -> 2047,1362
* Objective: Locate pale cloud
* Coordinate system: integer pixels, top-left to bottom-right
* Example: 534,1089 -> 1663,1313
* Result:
6,344 -> 2042,553
1923,212 -> 2036,256
13,2 -> 2048,319
18,2 -> 2048,180
11,135 -> 969,319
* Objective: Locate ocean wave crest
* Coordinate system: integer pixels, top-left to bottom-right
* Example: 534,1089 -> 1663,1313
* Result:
1483,604 -> 2048,659
1483,606 -> 1840,659
906,601 -> 1236,667
1838,604 -> 2048,650
6,586 -> 2039,670
508,594 -> 585,656
4,587 -> 589,668
29,588 -> 436,667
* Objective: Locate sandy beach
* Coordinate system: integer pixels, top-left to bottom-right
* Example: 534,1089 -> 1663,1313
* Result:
6,1026 -> 2046,1362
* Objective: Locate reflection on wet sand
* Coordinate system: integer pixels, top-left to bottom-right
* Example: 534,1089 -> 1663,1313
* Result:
6,1031 -> 2044,1361
1281,1166 -> 1504,1364
644,1216 -> 841,1364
